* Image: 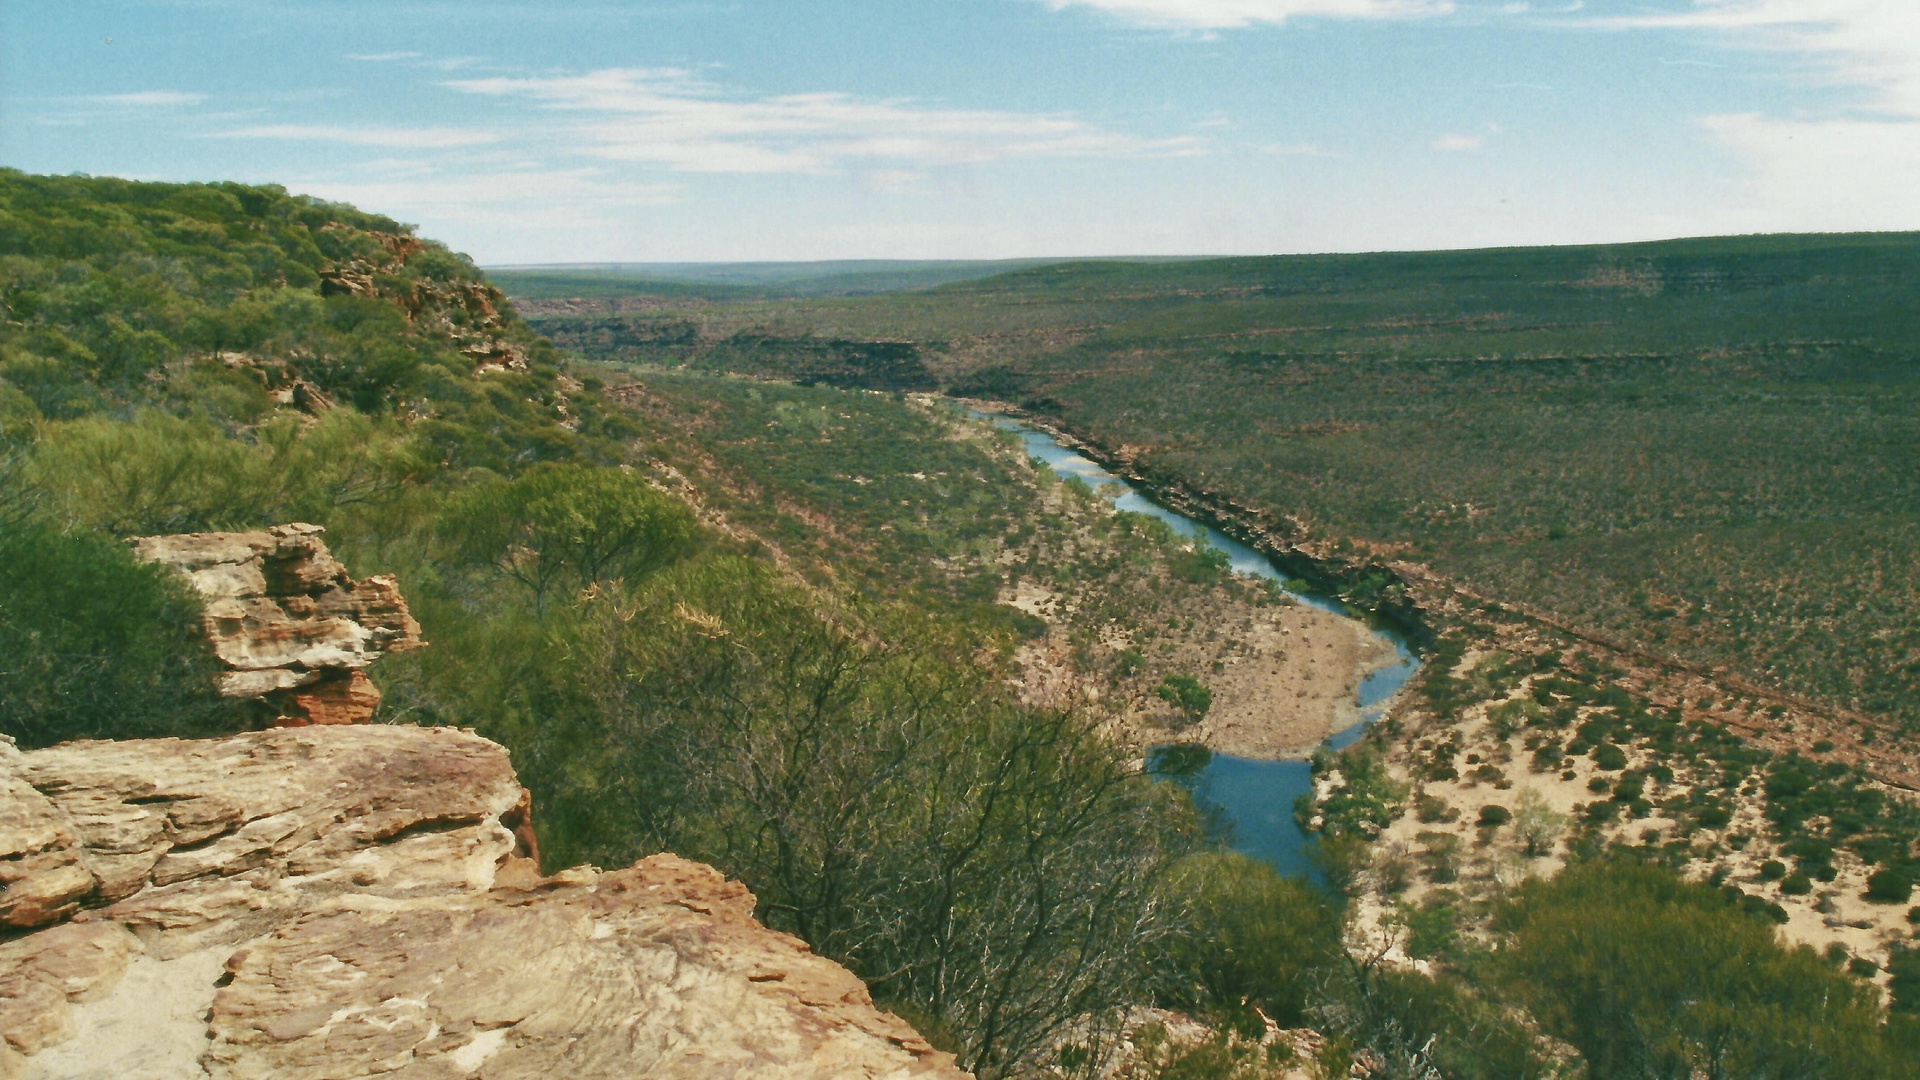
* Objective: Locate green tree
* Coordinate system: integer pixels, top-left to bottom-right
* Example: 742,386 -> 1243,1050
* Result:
1499,858 -> 1903,1079
1158,673 -> 1213,720
443,463 -> 695,611
1159,852 -> 1340,1026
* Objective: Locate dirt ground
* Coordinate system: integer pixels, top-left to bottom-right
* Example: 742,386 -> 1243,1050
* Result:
1006,575 -> 1400,761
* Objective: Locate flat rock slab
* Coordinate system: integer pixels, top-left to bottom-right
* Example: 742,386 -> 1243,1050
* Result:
0,728 -> 966,1080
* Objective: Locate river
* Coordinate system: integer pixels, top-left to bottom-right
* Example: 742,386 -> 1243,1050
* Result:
973,410 -> 1419,879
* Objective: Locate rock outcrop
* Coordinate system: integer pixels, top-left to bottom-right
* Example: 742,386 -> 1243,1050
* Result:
317,224 -> 529,376
130,524 -> 423,725
0,727 -> 968,1079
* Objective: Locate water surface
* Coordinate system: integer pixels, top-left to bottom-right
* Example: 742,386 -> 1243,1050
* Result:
975,409 -> 1420,877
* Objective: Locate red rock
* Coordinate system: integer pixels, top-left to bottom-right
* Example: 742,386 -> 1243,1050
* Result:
130,523 -> 423,725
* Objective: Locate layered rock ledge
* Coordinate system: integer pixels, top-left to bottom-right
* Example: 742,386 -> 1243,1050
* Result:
130,524 -> 424,725
0,726 -> 967,1080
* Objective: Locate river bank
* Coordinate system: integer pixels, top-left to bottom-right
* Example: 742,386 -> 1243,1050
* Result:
957,397 -> 1920,791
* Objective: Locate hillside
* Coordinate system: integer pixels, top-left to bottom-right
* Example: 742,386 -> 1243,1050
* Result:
512,233 -> 1920,747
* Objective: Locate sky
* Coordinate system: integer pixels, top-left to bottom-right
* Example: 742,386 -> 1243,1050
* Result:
3,1 -> 1918,263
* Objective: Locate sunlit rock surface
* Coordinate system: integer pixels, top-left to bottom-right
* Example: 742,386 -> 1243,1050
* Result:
130,524 -> 424,725
0,727 -> 967,1080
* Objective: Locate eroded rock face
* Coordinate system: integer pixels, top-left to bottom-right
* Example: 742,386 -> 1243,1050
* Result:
129,524 -> 423,725
0,728 -> 968,1080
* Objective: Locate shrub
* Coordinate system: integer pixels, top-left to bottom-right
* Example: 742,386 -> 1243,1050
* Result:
1513,788 -> 1568,857
1415,793 -> 1455,824
1592,742 -> 1628,771
0,519 -> 247,746
442,463 -> 696,611
1759,860 -> 1787,882
1500,858 -> 1902,1079
1156,673 -> 1213,720
1866,870 -> 1914,905
1159,853 -> 1340,1026
1478,804 -> 1513,828
1781,872 -> 1813,896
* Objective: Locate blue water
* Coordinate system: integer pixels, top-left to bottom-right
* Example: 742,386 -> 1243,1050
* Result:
974,409 -> 1420,877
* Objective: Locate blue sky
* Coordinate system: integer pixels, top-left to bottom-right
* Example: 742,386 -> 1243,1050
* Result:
3,1 -> 1916,262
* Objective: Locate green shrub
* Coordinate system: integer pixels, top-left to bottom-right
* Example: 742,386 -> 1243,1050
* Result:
1592,742 -> 1628,771
1156,673 -> 1213,720
1866,870 -> 1914,905
0,519 -> 247,746
1159,853 -> 1339,1026
1500,858 -> 1904,1079
1759,860 -> 1787,881
1781,872 -> 1813,896
441,462 -> 696,611
1478,804 -> 1513,828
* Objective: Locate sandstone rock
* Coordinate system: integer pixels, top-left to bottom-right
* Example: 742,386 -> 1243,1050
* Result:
130,524 -> 423,724
0,728 -> 969,1080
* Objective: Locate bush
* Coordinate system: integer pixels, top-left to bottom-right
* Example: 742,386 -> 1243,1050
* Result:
1759,860 -> 1787,881
442,463 -> 696,611
1499,858 -> 1904,1079
1866,869 -> 1914,905
0,519 -> 247,746
1415,793 -> 1455,823
1156,673 -> 1213,720
1159,853 -> 1340,1026
1781,872 -> 1813,896
1592,742 -> 1628,771
1478,804 -> 1513,828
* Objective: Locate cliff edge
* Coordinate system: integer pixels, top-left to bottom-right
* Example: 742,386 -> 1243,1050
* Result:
0,726 -> 968,1080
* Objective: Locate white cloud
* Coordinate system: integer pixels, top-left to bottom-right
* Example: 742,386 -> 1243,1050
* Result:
207,125 -> 500,149
446,68 -> 1198,174
1432,133 -> 1484,150
1597,2 -> 1920,231
347,51 -> 422,62
1695,111 -> 1920,229
1596,1 -> 1920,114
1036,0 -> 1453,29
1262,142 -> 1342,156
290,169 -> 678,228
89,91 -> 205,107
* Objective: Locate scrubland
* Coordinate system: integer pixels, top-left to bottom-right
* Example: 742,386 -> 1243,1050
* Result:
5,171 -> 1919,1077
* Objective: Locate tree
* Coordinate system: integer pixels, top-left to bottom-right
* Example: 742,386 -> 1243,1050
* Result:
444,463 -> 695,612
561,560 -> 1195,1080
0,517 -> 245,747
1866,869 -> 1913,905
1159,852 -> 1341,1026
1511,787 -> 1568,858
1499,858 -> 1902,1080
1158,673 -> 1213,721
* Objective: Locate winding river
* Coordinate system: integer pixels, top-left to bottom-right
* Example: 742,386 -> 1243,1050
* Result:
974,411 -> 1420,878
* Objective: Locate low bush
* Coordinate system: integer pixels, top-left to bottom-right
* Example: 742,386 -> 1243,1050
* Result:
1866,870 -> 1914,905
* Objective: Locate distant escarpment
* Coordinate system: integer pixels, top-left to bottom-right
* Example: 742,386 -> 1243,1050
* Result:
0,725 -> 968,1080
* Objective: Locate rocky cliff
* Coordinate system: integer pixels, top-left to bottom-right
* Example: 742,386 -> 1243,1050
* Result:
0,726 -> 968,1079
129,525 -> 424,726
